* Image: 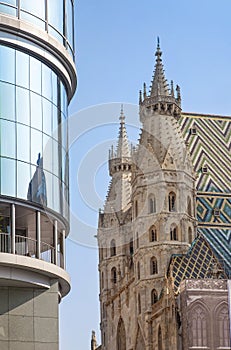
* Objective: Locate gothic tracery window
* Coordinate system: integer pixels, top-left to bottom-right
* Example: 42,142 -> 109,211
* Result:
190,304 -> 208,347
151,289 -> 158,305
149,195 -> 156,213
170,225 -> 178,240
149,225 -> 157,242
216,304 -> 230,348
169,192 -> 176,211
150,257 -> 158,275
111,267 -> 117,284
110,239 -> 116,256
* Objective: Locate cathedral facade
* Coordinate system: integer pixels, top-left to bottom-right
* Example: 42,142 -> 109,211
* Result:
93,41 -> 231,350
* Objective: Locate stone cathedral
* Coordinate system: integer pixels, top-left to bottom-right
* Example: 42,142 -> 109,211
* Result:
92,40 -> 231,350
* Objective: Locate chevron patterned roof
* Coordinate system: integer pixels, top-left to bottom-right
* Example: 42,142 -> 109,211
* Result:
179,113 -> 231,275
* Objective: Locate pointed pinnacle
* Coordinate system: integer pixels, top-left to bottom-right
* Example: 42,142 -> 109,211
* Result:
119,104 -> 125,124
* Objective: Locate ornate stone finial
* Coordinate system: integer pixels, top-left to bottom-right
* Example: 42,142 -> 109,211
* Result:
176,85 -> 181,106
139,90 -> 142,104
143,82 -> 147,99
91,330 -> 97,350
171,80 -> 175,97
120,104 -> 125,124
150,38 -> 169,97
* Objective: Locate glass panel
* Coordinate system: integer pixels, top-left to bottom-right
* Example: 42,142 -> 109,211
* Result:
61,113 -> 67,150
43,134 -> 52,173
53,175 -> 60,213
42,64 -> 52,101
66,0 -> 74,48
31,129 -> 42,166
1,0 -> 16,5
16,87 -> 30,125
30,56 -> 42,94
17,123 -> 30,162
20,0 -> 45,18
0,82 -> 15,121
0,3 -> 16,16
17,161 -> 31,200
1,157 -> 16,196
44,170 -> 53,209
0,119 -> 16,158
52,105 -> 59,141
42,98 -> 52,136
48,0 -> 64,36
29,163 -> 47,206
60,82 -> 67,115
30,92 -> 42,130
16,51 -> 29,88
20,11 -> 45,30
52,139 -> 59,177
0,45 -> 15,84
51,71 -> 58,106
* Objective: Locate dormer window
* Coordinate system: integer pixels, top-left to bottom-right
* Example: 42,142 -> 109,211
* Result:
190,128 -> 197,135
213,208 -> 220,217
202,165 -> 208,173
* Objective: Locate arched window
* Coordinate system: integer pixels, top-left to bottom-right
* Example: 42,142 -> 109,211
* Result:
129,239 -> 134,255
110,239 -> 116,256
170,225 -> 178,240
137,293 -> 141,314
158,326 -> 162,350
137,262 -> 140,279
150,257 -> 158,274
189,304 -> 208,347
149,195 -> 156,213
168,192 -> 176,211
187,196 -> 192,216
151,289 -> 158,305
149,226 -> 157,242
117,318 -> 126,350
188,227 -> 193,244
216,304 -> 230,348
111,267 -> 117,284
135,200 -> 138,217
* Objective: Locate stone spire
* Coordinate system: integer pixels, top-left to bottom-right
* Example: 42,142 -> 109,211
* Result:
91,331 -> 97,350
150,37 -> 169,97
115,105 -> 131,159
139,38 -> 181,117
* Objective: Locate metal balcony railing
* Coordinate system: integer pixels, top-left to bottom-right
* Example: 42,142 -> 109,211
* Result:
0,232 -> 64,268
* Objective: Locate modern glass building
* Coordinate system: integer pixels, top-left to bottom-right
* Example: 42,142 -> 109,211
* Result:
0,1 -> 76,348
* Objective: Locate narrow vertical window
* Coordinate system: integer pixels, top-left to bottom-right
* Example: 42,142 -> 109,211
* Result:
149,226 -> 157,242
110,239 -> 116,256
170,225 -> 178,240
168,192 -> 176,211
150,257 -> 158,274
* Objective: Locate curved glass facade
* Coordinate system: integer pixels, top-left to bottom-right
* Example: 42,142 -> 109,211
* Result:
0,0 -> 74,58
0,44 -> 69,220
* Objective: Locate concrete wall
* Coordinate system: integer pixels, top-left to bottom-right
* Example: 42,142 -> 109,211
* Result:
0,280 -> 59,350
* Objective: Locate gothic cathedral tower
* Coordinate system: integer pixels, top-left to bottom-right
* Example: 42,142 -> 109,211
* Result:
97,40 -> 197,350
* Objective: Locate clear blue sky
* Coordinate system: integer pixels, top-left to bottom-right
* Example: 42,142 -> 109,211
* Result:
60,1 -> 231,349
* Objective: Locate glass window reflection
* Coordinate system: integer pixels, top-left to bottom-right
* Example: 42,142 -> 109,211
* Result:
16,87 -> 30,125
53,176 -> 61,213
17,161 -> 31,200
52,139 -> 60,177
1,157 -> 16,197
0,119 -> 16,158
30,57 -> 42,94
43,170 -> 53,210
43,134 -> 52,174
0,3 -> 16,16
66,0 -> 74,48
17,124 -> 30,162
31,129 -> 42,166
16,51 -> 29,88
42,64 -> 52,101
30,92 -> 42,130
48,0 -> 64,37
0,46 -> 15,84
0,82 -> 15,121
21,0 -> 45,29
42,98 -> 52,136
